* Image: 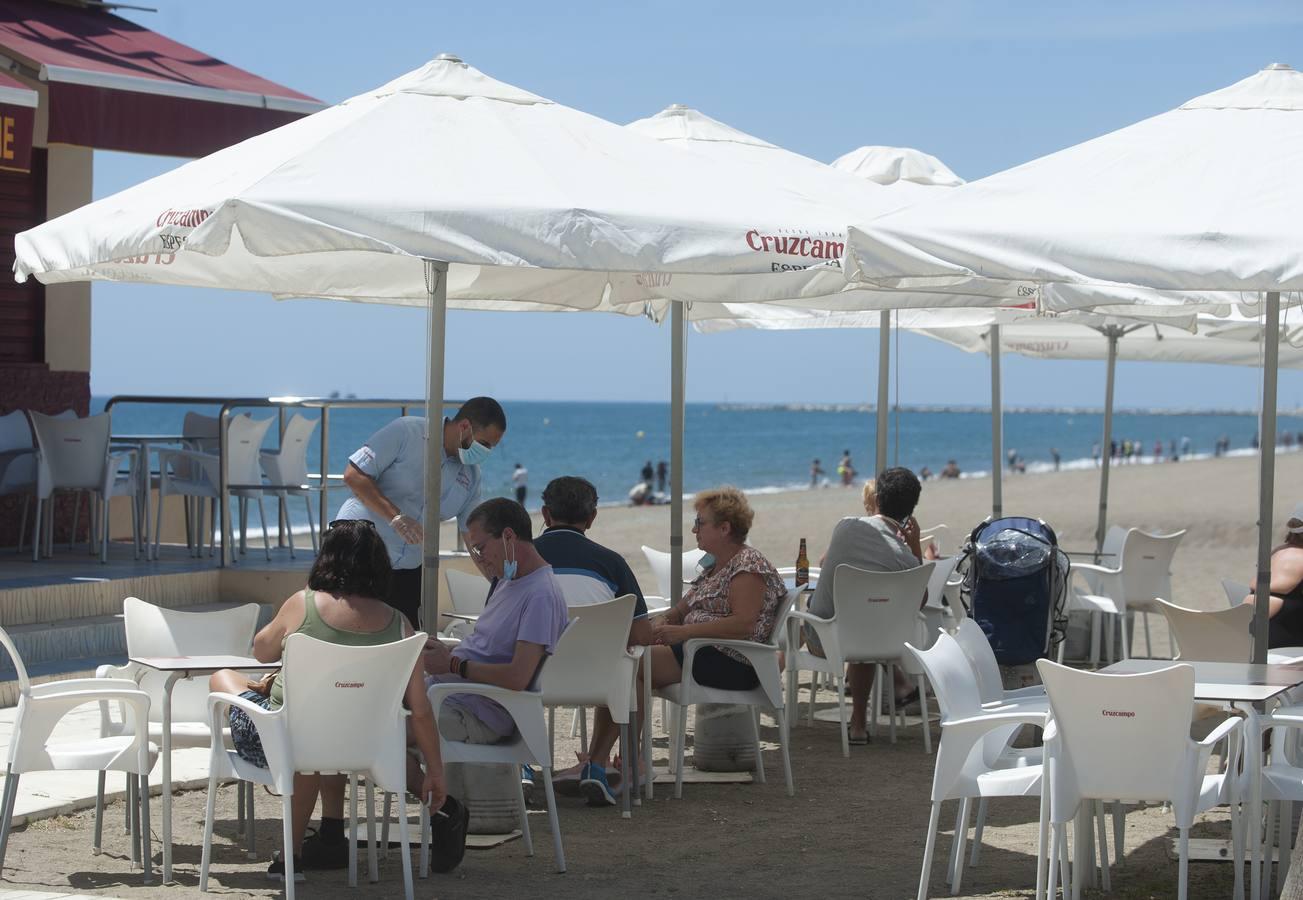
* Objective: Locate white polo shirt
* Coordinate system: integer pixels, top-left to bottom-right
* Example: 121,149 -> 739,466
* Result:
334,416 -> 482,570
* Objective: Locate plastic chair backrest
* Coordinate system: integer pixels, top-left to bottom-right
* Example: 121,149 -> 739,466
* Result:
1157,598 -> 1252,663
924,556 -> 960,609
444,568 -> 490,617
0,410 -> 35,491
30,411 -> 109,494
905,632 -> 985,723
123,597 -> 261,722
0,625 -> 31,697
1119,529 -> 1184,609
1036,659 -> 1194,804
920,524 -> 951,557
1221,578 -> 1251,608
641,545 -> 706,599
540,595 -> 635,705
225,415 -> 274,485
268,413 -> 318,485
830,563 -> 934,661
953,617 -> 1006,704
282,631 -> 424,783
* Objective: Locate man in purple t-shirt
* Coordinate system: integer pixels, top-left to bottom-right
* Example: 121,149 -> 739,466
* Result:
423,499 -> 568,748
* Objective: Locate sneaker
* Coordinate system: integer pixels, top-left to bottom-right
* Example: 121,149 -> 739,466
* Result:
266,851 -> 306,883
579,762 -> 616,807
428,795 -> 469,874
520,765 -> 537,807
301,828 -> 349,870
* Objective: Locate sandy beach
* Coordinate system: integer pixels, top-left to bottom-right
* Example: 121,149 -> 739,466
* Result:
1,450 -> 1297,899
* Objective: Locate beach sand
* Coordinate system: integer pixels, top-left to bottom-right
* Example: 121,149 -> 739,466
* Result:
1,451 -> 1297,899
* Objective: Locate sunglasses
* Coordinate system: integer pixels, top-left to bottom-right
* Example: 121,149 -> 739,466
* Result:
693,515 -> 711,528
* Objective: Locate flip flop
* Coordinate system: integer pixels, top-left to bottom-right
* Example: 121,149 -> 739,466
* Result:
848,733 -> 870,746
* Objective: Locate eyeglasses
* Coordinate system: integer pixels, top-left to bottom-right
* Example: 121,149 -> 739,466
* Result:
467,540 -> 487,561
692,515 -> 710,529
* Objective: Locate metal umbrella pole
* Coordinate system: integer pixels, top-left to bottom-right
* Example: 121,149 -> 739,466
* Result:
422,260 -> 450,629
875,310 -> 890,475
670,301 -> 687,605
1252,291 -> 1282,664
989,324 -> 1003,518
1094,328 -> 1120,558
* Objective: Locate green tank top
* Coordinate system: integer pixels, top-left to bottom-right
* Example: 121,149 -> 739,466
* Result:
268,589 -> 406,709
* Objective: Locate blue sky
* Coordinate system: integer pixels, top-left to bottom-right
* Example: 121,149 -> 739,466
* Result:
89,0 -> 1303,410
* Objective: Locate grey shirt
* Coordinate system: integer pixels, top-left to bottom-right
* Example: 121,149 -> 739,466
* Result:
808,516 -> 919,619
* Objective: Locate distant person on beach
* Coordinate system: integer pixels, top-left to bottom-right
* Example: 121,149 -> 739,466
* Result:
1007,448 -> 1018,471
1181,436 -> 1192,458
940,460 -> 961,479
1252,431 -> 1260,450
641,460 -> 655,485
1241,502 -> 1303,648
512,462 -> 528,505
533,476 -> 651,806
1169,439 -> 1179,462
810,458 -> 825,488
1051,447 -> 1061,472
806,467 -> 926,745
656,460 -> 668,493
336,396 -> 506,628
838,450 -> 856,486
1154,439 -> 1164,459
919,465 -> 933,481
628,481 -> 652,506
1092,443 -> 1100,467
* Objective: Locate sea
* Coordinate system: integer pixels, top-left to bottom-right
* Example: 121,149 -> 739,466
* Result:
92,397 -> 1303,525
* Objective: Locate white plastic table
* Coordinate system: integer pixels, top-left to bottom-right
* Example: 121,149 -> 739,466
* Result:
1101,658 -> 1303,899
130,654 -> 279,883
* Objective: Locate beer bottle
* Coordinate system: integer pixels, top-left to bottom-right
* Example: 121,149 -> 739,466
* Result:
795,538 -> 810,587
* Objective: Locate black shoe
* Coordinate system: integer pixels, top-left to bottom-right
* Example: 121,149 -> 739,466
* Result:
428,795 -> 469,874
301,828 -> 350,870
267,851 -> 306,882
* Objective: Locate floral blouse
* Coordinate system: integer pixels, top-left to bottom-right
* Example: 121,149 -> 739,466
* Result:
682,546 -> 788,665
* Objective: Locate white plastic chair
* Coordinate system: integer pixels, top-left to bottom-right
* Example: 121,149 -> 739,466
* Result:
919,524 -> 951,557
952,618 -> 1047,707
1222,578 -> 1251,608
653,587 -> 799,799
156,415 -> 274,562
442,568 -> 490,639
787,563 -> 935,755
95,597 -> 261,847
540,596 -> 641,816
1035,659 -> 1241,900
1067,528 -> 1185,663
259,413 -> 320,558
30,411 -> 141,563
1253,704 -> 1303,894
919,556 -> 962,646
641,545 -> 706,600
1155,598 -> 1252,663
0,624 -> 159,881
428,677 -> 567,872
905,633 -> 1047,900
200,632 -> 426,899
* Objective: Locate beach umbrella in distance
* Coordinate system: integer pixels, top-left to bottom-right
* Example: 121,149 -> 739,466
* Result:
11,54 -> 868,622
843,62 -> 1303,689
625,105 -> 965,576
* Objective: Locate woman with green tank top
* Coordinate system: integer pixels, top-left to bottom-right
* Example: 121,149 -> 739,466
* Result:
208,520 -> 468,880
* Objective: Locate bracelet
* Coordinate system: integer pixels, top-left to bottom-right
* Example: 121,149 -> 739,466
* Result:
458,657 -> 470,679
390,514 -> 405,527
448,654 -> 460,676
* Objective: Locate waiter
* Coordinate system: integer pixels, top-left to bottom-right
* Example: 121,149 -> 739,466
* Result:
336,397 -> 507,628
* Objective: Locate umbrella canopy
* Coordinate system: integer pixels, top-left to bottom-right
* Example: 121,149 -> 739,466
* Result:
13,55 -> 853,307
844,64 -> 1303,298
831,145 -> 964,189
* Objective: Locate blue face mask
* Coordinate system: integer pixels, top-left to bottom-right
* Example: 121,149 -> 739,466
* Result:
500,536 -> 518,582
698,552 -> 716,571
458,439 -> 492,466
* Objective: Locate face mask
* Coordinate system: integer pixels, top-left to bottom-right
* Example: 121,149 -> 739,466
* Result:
500,536 -> 518,582
698,552 -> 716,571
458,440 -> 492,466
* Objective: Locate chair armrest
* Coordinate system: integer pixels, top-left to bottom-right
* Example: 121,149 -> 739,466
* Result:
681,637 -> 777,674
942,709 -> 1049,735
206,691 -> 291,785
32,678 -> 141,698
22,687 -> 153,756
1003,685 -> 1048,700
1198,715 -> 1242,748
427,682 -> 545,740
1072,562 -> 1120,576
443,612 -> 479,623
787,608 -> 839,659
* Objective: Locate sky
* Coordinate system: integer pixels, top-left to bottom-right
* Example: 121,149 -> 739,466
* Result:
87,0 -> 1303,411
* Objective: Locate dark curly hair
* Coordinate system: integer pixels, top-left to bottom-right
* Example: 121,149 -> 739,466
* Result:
466,497 -> 533,541
307,519 -> 393,598
541,476 -> 598,524
875,466 -> 922,521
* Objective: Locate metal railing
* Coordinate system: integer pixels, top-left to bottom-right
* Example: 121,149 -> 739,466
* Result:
104,395 -> 460,566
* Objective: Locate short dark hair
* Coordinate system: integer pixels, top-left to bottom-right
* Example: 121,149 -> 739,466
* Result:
453,396 -> 506,432
307,519 -> 392,598
875,467 -> 922,521
466,497 -> 533,541
542,476 -> 598,524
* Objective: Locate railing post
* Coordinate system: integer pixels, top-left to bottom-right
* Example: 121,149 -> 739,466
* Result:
276,405 -> 287,548
318,406 -> 331,536
218,404 -> 230,567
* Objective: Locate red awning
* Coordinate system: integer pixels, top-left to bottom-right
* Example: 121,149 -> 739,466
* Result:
0,0 -> 325,157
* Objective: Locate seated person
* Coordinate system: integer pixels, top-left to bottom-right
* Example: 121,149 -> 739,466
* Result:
421,496 -> 568,745
532,476 -> 653,805
940,460 -> 961,479
1243,501 -> 1303,648
642,486 -> 788,731
209,520 -> 460,879
805,467 -> 925,745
